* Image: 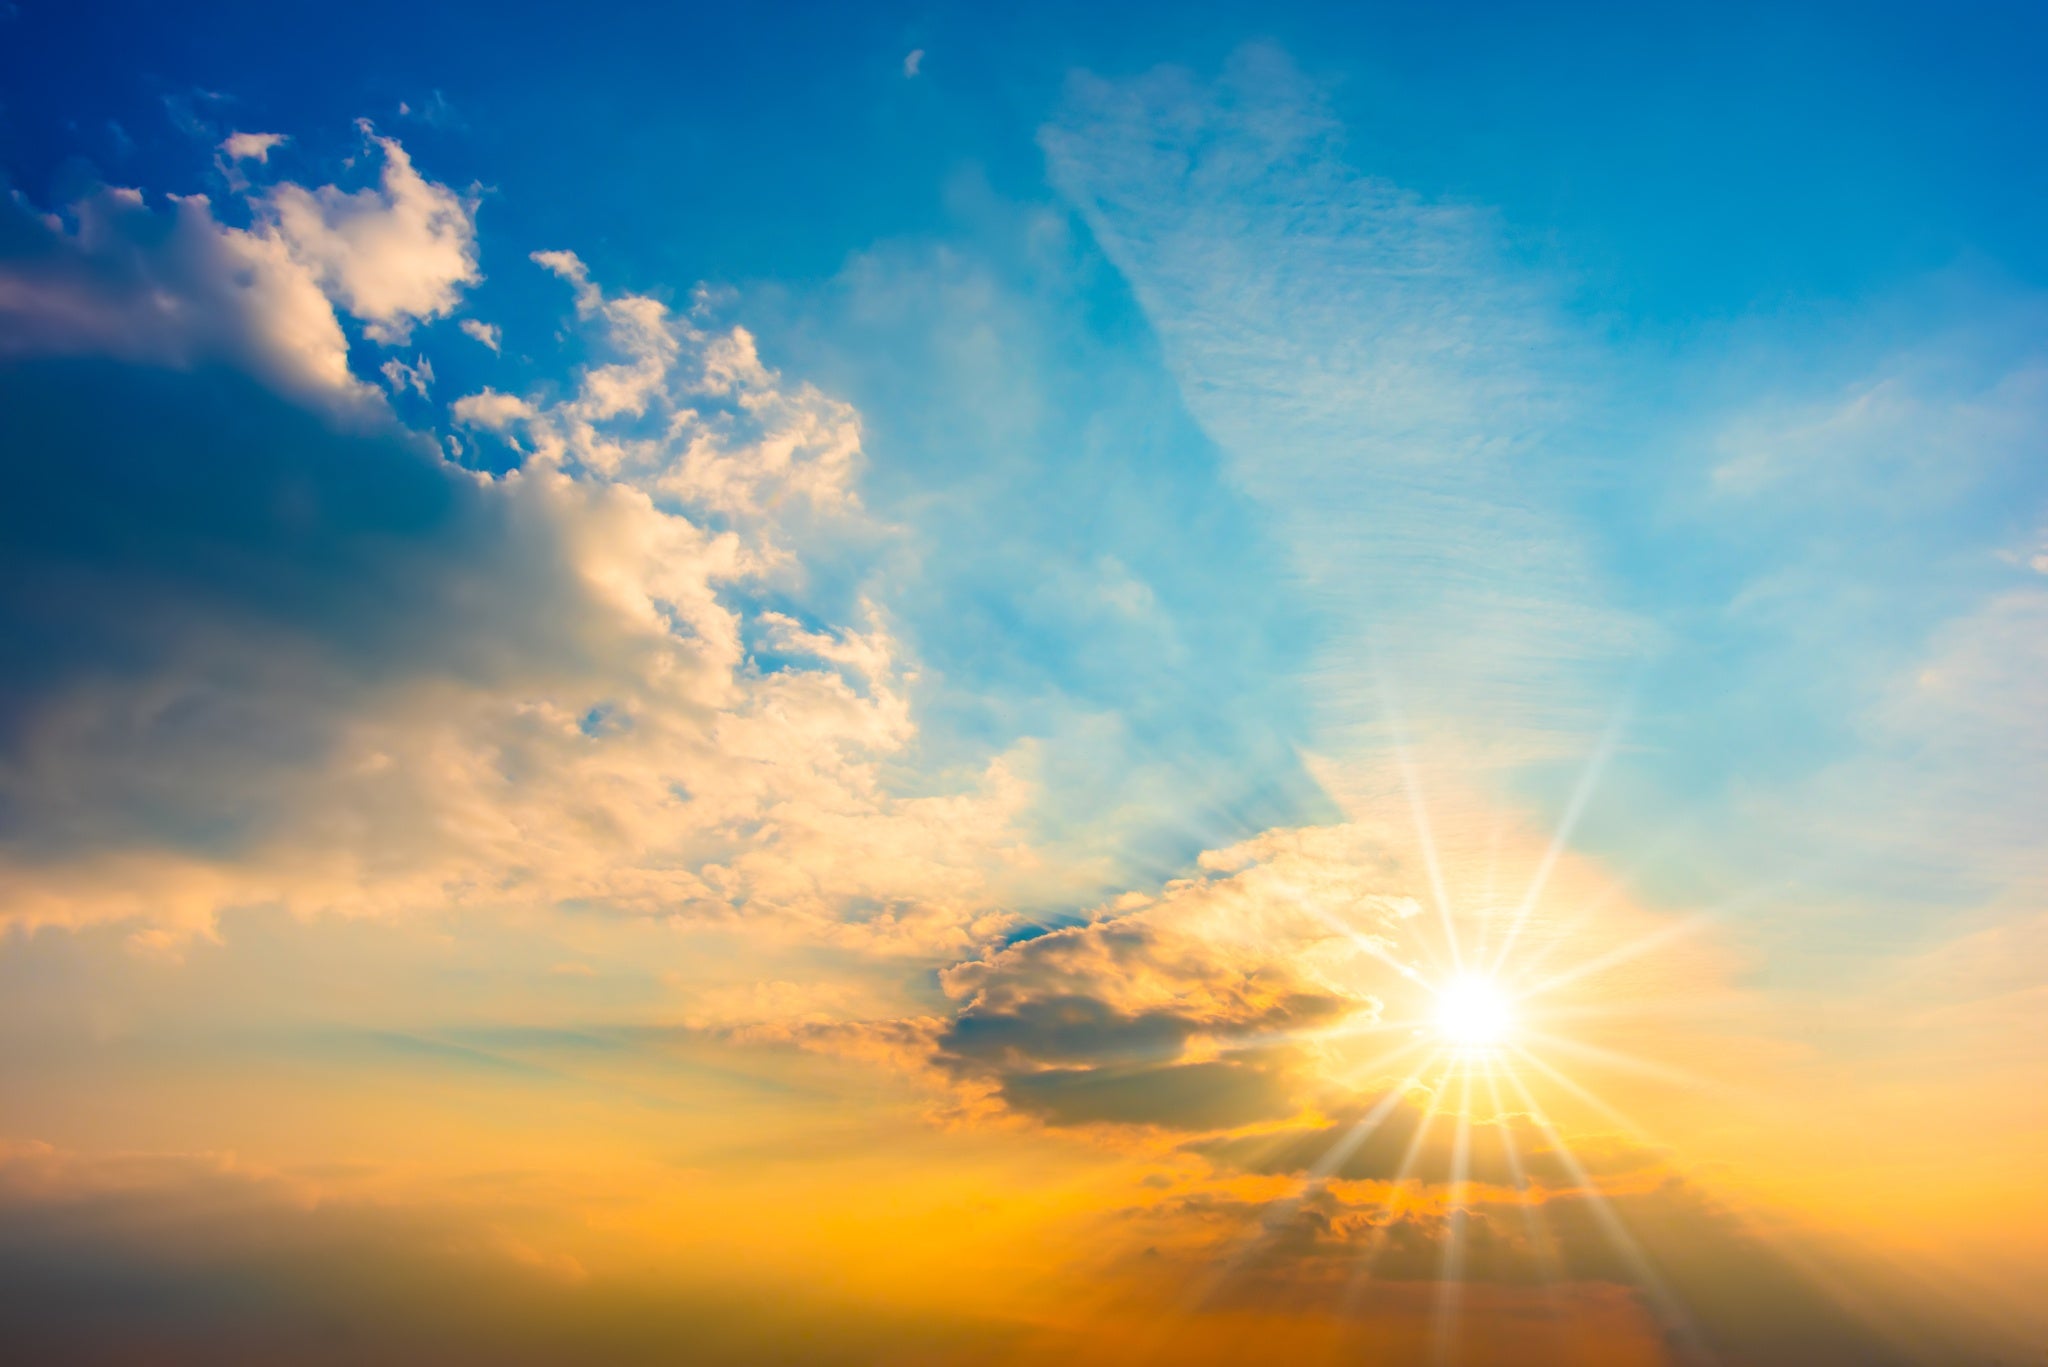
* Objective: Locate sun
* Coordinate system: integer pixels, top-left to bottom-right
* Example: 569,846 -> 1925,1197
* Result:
1433,973 -> 1513,1049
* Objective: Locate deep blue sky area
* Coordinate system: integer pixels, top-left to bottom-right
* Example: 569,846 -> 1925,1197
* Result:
7,1 -> 2048,328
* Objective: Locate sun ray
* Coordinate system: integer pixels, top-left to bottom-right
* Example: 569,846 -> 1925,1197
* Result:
1497,1060 -> 1717,1366
1173,1042 -> 1438,1326
1494,813 -> 1710,990
1515,877 -> 1792,1003
1518,1028 -> 1745,1102
1312,1045 -> 1436,1178
1509,1044 -> 1677,1147
1430,1063 -> 1477,1364
1380,676 -> 1466,976
1344,1052 -> 1458,1309
1472,814 -> 1508,964
1483,1064 -> 1565,1281
1484,1061 -> 1576,1360
1514,909 -> 1716,1002
1488,700 -> 1633,977
1509,1045 -> 1660,1146
1299,892 -> 1438,995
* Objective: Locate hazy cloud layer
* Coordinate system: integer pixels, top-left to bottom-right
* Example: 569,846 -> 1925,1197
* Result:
1043,46 -> 1645,763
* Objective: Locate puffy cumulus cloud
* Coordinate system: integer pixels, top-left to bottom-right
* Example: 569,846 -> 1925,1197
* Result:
0,130 -> 478,399
257,126 -> 478,344
0,157 -> 1029,950
462,250 -> 862,521
0,185 -> 365,400
929,824 -> 1426,1130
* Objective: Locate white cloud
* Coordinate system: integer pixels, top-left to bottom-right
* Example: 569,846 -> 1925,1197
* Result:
459,317 -> 501,352
219,131 -> 287,163
257,126 -> 479,344
0,215 -> 1030,950
456,251 -> 863,519
0,129 -> 482,404
451,386 -> 536,430
378,353 -> 432,397
903,49 -> 924,78
0,187 -> 368,403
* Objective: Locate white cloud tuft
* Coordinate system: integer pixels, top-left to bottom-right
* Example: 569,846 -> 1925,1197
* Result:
378,353 -> 432,397
458,317 -> 501,352
450,387 -> 536,430
219,131 -> 288,163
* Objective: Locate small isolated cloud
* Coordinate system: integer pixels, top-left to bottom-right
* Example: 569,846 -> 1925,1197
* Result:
903,49 -> 924,78
395,90 -> 460,129
450,386 -> 534,431
219,131 -> 287,163
379,354 -> 432,398
459,317 -> 501,352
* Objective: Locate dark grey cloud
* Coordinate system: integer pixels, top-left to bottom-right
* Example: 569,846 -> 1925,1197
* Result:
998,1054 -> 1297,1130
0,355 -> 595,860
931,903 -> 1378,1131
0,1151 -> 1031,1367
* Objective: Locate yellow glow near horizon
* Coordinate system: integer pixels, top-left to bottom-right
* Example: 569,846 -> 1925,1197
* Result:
1433,974 -> 1512,1050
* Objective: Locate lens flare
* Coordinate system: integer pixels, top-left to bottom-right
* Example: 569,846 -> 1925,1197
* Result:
1434,974 -> 1512,1049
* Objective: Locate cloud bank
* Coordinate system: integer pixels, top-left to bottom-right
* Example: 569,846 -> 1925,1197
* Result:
0,135 -> 1027,949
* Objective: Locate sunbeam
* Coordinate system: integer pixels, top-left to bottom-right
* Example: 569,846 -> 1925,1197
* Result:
1498,1061 -> 1718,1367
1381,675 -> 1466,977
1488,699 -> 1634,978
1518,1028 -> 1746,1103
1429,1064 -> 1477,1364
1345,1052 -> 1457,1308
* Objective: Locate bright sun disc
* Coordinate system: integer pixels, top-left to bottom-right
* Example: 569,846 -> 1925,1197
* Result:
1434,975 -> 1512,1048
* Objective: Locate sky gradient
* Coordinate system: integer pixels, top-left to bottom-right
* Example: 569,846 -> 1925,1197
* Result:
2,3 -> 2045,1363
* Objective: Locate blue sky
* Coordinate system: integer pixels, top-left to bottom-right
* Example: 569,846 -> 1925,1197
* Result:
2,3 -> 2046,1363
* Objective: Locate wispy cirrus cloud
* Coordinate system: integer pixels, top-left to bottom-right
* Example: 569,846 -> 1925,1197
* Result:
1042,46 -> 1647,766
